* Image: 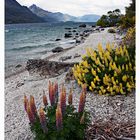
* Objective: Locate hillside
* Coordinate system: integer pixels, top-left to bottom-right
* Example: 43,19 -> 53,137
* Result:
5,0 -> 44,24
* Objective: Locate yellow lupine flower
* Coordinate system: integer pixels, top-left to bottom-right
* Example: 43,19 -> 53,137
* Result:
106,43 -> 111,52
122,75 -> 127,82
122,64 -> 125,70
120,88 -> 124,94
93,78 -> 97,83
126,64 -> 128,71
100,86 -> 106,94
89,86 -> 93,91
95,76 -> 100,81
120,83 -> 123,87
126,82 -> 131,89
91,81 -> 95,88
129,62 -> 132,70
86,48 -> 91,57
91,68 -> 96,76
98,43 -> 104,52
116,80 -> 119,84
84,68 -> 89,73
83,61 -> 89,68
97,68 -> 101,73
114,71 -> 117,77
115,87 -> 120,93
82,55 -> 87,59
115,56 -> 117,61
78,79 -> 82,85
99,90 -> 102,95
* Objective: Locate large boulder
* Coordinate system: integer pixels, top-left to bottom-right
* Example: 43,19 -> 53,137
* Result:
52,47 -> 63,53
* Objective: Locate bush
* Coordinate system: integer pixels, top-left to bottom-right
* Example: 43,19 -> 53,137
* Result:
72,43 -> 135,95
24,82 -> 90,140
122,27 -> 135,48
108,28 -> 116,33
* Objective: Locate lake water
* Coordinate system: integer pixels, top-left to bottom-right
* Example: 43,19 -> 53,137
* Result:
5,22 -> 95,75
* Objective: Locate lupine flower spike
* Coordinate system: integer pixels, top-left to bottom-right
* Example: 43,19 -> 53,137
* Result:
30,95 -> 37,117
78,92 -> 86,113
24,94 -> 28,112
56,104 -> 63,131
43,90 -> 48,107
80,112 -> 85,124
27,104 -> 35,124
54,82 -> 58,103
60,85 -> 66,115
49,81 -> 55,106
39,107 -> 48,134
68,88 -> 73,105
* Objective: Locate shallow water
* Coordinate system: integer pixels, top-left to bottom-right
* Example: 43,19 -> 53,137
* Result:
5,22 -> 95,75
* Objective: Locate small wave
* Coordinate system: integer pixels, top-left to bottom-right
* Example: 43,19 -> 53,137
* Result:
60,40 -> 75,45
5,30 -> 9,33
10,42 -> 55,51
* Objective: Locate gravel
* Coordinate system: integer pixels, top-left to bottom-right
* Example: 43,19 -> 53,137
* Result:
5,71 -> 135,140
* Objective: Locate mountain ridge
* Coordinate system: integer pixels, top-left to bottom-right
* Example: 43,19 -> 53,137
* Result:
29,4 -> 100,22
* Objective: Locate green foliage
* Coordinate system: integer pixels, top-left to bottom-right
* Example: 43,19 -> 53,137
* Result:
120,0 -> 135,28
96,9 -> 122,27
31,105 -> 90,140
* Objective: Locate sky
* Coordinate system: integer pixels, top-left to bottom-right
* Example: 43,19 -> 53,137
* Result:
17,0 -> 131,16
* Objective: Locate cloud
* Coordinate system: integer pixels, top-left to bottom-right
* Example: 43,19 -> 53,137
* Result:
17,0 -> 130,16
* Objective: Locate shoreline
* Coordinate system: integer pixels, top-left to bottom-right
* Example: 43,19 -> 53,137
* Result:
5,27 -> 122,79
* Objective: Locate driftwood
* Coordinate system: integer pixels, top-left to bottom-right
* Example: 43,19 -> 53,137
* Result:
85,121 -> 135,140
26,59 -> 77,77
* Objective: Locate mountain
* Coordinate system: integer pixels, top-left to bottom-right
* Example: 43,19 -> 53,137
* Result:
29,4 -> 77,22
5,0 -> 44,24
29,4 -> 100,22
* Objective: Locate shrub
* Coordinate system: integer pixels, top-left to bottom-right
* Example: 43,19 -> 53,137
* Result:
122,27 -> 135,48
72,43 -> 135,95
24,82 -> 90,140
108,28 -> 116,33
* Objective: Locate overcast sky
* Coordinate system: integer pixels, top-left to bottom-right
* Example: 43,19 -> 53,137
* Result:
17,0 -> 131,16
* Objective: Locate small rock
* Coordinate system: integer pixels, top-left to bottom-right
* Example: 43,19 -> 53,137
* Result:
59,56 -> 72,61
76,39 -> 81,44
65,27 -> 71,30
15,64 -> 22,68
64,33 -> 72,38
16,82 -> 24,88
72,30 -> 77,32
52,47 -> 63,53
55,39 -> 61,41
79,24 -> 86,28
74,53 -> 81,58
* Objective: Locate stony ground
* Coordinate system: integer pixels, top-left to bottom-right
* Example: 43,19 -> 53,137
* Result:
5,71 -> 135,140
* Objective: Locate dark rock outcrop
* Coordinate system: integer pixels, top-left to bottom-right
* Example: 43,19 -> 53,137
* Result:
26,59 -> 77,77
